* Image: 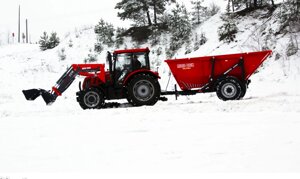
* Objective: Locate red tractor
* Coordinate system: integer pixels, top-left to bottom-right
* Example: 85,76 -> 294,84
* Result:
23,48 -> 162,109
23,47 -> 272,109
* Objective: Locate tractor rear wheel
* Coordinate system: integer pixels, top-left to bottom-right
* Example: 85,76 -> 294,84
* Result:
77,88 -> 104,109
127,74 -> 160,106
216,76 -> 242,101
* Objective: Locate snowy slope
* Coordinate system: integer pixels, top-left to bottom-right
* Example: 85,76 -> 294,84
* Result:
1,7 -> 300,174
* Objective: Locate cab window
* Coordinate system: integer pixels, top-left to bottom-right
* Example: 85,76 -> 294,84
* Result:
134,52 -> 149,69
114,53 -> 132,71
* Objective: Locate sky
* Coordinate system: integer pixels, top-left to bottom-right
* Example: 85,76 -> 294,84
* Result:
0,0 -> 128,43
0,0 -> 230,44
0,0 -> 284,44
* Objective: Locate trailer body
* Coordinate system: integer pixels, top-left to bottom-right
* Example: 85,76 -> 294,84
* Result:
165,50 -> 272,91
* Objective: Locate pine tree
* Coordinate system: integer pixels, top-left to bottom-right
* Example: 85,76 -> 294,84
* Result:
68,39 -> 73,48
149,0 -> 176,25
167,3 -> 192,57
94,42 -> 104,53
115,0 -> 152,26
199,32 -> 207,45
58,48 -> 66,61
185,39 -> 192,54
39,32 -> 59,51
39,32 -> 49,51
48,32 -> 60,49
194,33 -> 200,51
231,0 -> 235,12
191,0 -> 207,25
226,0 -> 231,13
207,2 -> 221,16
262,28 -> 276,50
253,0 -> 258,7
270,0 -> 275,6
84,52 -> 98,63
218,12 -> 238,43
115,27 -> 126,48
286,35 -> 298,56
194,32 -> 207,51
149,27 -> 161,45
94,19 -> 115,47
290,0 -> 300,20
115,0 -> 175,26
279,0 -> 300,32
230,0 -> 276,10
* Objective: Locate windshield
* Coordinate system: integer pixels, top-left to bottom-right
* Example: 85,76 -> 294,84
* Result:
115,53 -> 132,71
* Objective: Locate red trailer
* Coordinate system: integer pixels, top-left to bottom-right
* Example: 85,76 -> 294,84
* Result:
163,50 -> 272,100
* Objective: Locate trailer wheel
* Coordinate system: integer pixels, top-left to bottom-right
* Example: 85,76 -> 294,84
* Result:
216,76 -> 242,101
237,83 -> 247,100
77,88 -> 104,109
127,74 -> 161,106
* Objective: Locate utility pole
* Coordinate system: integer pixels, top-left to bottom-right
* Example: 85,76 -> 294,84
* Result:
26,19 -> 28,43
18,5 -> 21,43
7,31 -> 10,44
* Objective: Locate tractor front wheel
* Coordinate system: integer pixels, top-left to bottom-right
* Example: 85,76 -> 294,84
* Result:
77,88 -> 104,109
127,74 -> 160,106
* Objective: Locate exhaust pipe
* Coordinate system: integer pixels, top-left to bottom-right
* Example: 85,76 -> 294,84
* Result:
22,89 -> 57,105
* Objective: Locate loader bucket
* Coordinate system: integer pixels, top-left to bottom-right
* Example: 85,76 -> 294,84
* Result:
41,90 -> 57,105
22,89 -> 42,101
22,89 -> 57,105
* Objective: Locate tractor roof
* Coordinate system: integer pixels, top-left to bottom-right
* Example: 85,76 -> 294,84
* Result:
113,48 -> 149,54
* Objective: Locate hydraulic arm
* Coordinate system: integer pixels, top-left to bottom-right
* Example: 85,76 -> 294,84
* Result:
22,64 -> 105,105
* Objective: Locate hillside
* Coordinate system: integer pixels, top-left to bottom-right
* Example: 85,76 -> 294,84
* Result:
0,2 -> 300,174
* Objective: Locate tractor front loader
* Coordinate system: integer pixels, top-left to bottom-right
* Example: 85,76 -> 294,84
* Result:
23,48 -> 162,109
23,64 -> 105,105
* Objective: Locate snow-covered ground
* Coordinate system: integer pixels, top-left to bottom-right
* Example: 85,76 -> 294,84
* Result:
1,7 -> 300,174
1,43 -> 300,173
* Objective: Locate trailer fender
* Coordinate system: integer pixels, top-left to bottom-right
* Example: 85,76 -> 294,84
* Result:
214,75 -> 245,89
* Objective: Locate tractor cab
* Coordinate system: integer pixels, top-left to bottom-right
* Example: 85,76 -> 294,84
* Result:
106,48 -> 150,85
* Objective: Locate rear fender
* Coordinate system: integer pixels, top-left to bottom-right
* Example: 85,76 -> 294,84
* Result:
123,70 -> 160,86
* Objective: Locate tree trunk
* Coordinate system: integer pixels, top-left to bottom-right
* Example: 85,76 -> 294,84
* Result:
197,9 -> 200,24
226,0 -> 231,13
232,0 -> 235,12
254,0 -> 257,7
153,4 -> 157,25
296,0 -> 300,14
270,0 -> 274,6
147,11 -> 152,26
